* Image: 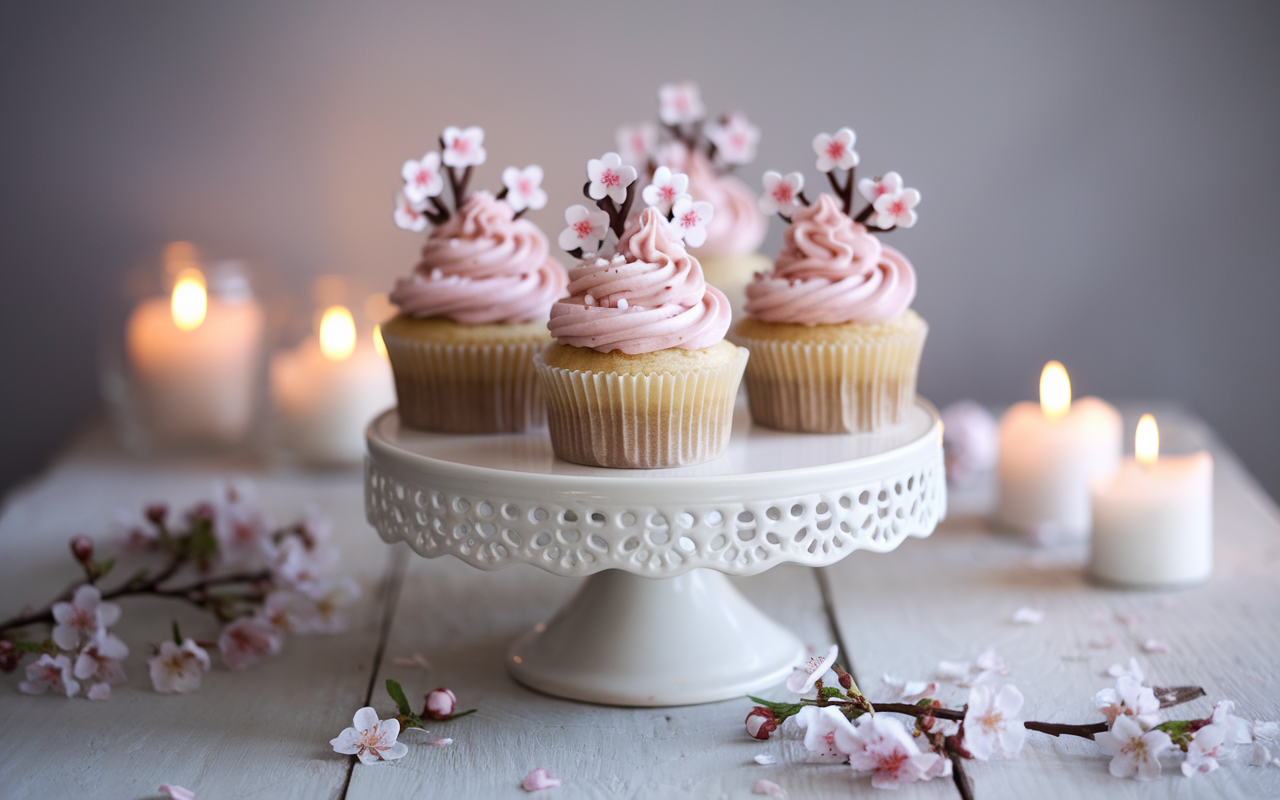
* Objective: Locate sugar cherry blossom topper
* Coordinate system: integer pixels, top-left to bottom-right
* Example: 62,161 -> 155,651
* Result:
617,81 -> 761,175
559,151 -> 643,257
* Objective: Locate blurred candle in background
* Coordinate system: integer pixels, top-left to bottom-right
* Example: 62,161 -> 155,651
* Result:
995,361 -> 1122,543
125,243 -> 264,446
1088,414 -> 1213,587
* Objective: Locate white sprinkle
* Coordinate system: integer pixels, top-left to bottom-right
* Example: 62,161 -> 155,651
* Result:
617,298 -> 628,310
584,294 -> 596,306
753,754 -> 776,765
1012,607 -> 1045,625
595,258 -> 609,266
430,268 -> 444,280
612,254 -> 627,265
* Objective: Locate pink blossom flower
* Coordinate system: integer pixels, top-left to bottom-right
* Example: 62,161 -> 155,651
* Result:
706,113 -> 760,165
51,584 -> 121,651
880,673 -> 938,703
394,191 -> 429,233
1093,675 -> 1161,728
963,684 -> 1028,760
872,186 -> 921,229
658,81 -> 705,126
615,122 -> 657,167
794,705 -> 855,762
758,171 -> 804,216
840,713 -> 948,788
558,205 -> 610,252
441,125 -> 486,169
296,577 -> 361,635
671,194 -> 714,248
74,629 -> 129,686
158,786 -> 195,800
424,687 -> 457,719
19,653 -> 80,697
786,644 -> 838,695
218,616 -> 283,671
1012,607 -> 1045,624
212,480 -> 274,570
641,166 -> 690,215
857,171 -> 905,203
522,767 -> 563,791
330,707 -> 408,765
501,165 -> 548,213
148,639 -> 211,694
271,519 -> 340,591
745,707 -> 778,740
1096,715 -> 1172,780
587,152 -> 638,205
813,128 -> 859,172
1182,721 -> 1229,777
70,535 -> 94,564
752,778 -> 786,797
401,151 -> 444,203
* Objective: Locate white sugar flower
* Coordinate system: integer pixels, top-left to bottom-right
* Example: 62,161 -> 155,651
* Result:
786,644 -> 838,695
401,151 -> 444,203
74,629 -> 129,687
393,191 -> 428,233
794,705 -> 856,762
441,126 -> 486,168
841,713 -> 949,788
641,166 -> 690,214
616,122 -> 657,167
759,171 -> 804,216
858,171 -> 904,203
1094,675 -> 1161,728
706,113 -> 760,165
148,638 -> 211,694
653,141 -> 688,172
52,584 -> 121,651
559,205 -> 610,252
1096,715 -> 1172,780
671,194 -> 714,248
587,152 -> 638,205
19,653 -> 80,697
813,128 -> 859,172
873,186 -> 922,229
501,165 -> 547,212
218,616 -> 284,671
330,707 -> 408,765
658,81 -> 705,126
963,684 -> 1028,760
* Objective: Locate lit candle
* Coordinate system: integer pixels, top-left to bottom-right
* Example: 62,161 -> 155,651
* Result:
1088,415 -> 1213,587
271,304 -> 395,465
995,361 -> 1122,542
125,260 -> 264,445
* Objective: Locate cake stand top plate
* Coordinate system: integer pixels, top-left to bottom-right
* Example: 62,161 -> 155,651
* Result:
365,399 -> 946,578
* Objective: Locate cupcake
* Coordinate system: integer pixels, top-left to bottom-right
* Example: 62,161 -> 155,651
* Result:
537,150 -> 747,468
738,127 -> 926,433
384,126 -> 567,433
615,82 -> 770,326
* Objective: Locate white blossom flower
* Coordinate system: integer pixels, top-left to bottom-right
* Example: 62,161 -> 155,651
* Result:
872,186 -> 921,229
51,584 -> 121,651
441,126 -> 486,168
759,171 -> 804,216
502,165 -> 547,212
786,644 -> 838,695
840,713 -> 948,789
963,684 -> 1028,760
587,152 -> 638,205
283,577 -> 361,635
752,778 -> 786,797
1096,715 -> 1172,780
857,171 -> 904,203
521,767 -> 563,791
1094,675 -> 1161,728
19,653 -> 80,697
401,151 -> 444,203
558,205 -> 610,252
658,81 -> 705,126
212,481 -> 274,570
706,113 -> 760,165
1012,607 -> 1045,624
794,705 -> 856,762
74,629 -> 129,687
1210,699 -> 1254,744
148,639 -> 211,694
880,673 -> 938,703
158,786 -> 195,800
394,191 -> 429,233
1107,658 -> 1144,682
218,616 -> 284,671
1182,721 -> 1229,777
671,194 -> 714,248
641,166 -> 690,215
271,516 -> 340,592
813,128 -> 859,172
330,707 -> 408,765
616,122 -> 657,167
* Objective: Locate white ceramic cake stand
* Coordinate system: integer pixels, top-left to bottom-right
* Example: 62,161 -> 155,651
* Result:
365,398 -> 945,706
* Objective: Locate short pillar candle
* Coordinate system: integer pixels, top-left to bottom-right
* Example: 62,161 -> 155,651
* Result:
1088,414 -> 1213,588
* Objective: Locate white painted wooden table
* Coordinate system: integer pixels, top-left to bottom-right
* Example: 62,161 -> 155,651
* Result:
1,408 -> 1277,799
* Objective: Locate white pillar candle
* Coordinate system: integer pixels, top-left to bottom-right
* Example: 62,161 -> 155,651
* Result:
995,361 -> 1122,542
271,306 -> 395,465
125,271 -> 264,445
1088,415 -> 1213,587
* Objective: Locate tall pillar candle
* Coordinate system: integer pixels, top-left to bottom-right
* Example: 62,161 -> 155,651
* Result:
995,361 -> 1122,542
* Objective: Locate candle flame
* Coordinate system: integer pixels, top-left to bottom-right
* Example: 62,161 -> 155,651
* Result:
1135,414 -> 1159,466
171,269 -> 207,331
373,324 -> 388,360
1039,361 -> 1071,420
319,306 -> 356,361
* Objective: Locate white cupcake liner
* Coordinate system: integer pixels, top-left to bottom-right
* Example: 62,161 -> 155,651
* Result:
738,322 -> 926,433
383,336 -> 546,433
534,346 -> 749,469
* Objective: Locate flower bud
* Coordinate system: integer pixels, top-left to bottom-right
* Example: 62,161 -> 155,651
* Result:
0,640 -> 19,673
745,706 -> 778,740
839,672 -> 852,690
145,503 -> 168,524
424,687 -> 457,720
70,535 -> 94,563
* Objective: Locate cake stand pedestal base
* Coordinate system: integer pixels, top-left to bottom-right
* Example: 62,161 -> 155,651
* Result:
507,569 -> 805,707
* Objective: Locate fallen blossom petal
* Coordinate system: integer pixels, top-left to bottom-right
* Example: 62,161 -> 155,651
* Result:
1246,743 -> 1277,767
87,682 -> 111,701
429,737 -> 453,747
331,707 -> 408,765
522,767 -> 563,791
753,754 -> 776,765
1211,700 -> 1254,744
1107,657 -> 1144,682
785,644 -> 838,695
392,653 -> 432,669
1012,607 -> 1045,624
1142,639 -> 1169,653
218,616 -> 283,671
881,674 -> 937,703
752,778 -> 786,797
158,786 -> 195,800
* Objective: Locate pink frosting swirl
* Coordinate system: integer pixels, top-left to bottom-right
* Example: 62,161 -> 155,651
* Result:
548,207 -> 731,354
389,191 -> 567,324
744,193 -> 916,324
685,151 -> 767,258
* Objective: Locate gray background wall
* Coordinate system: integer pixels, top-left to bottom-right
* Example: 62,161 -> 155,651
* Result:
2,1 -> 1277,498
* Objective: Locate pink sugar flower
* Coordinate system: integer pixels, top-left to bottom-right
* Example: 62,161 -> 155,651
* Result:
706,113 -> 760,165
441,126 -> 486,169
394,191 -> 428,233
858,171 -> 904,203
558,205 -> 610,253
19,653 -> 80,697
330,707 -> 408,765
658,81 -> 705,126
671,194 -> 714,248
587,152 -> 638,205
759,171 -> 804,217
218,616 -> 284,671
401,151 -> 444,203
501,165 -> 548,213
641,166 -> 689,215
813,128 -> 859,172
616,122 -> 657,167
872,186 -> 921,229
